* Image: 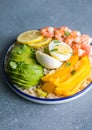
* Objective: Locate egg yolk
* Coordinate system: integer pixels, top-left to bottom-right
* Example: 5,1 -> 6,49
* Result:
54,45 -> 71,54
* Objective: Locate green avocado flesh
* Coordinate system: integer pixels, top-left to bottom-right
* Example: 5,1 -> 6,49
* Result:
6,43 -> 43,89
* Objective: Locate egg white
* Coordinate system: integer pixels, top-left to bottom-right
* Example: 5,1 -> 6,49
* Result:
36,51 -> 63,69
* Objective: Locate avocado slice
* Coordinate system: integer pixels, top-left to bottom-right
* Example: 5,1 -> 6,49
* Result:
6,44 -> 44,89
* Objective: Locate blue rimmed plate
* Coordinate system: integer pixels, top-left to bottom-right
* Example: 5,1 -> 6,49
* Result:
2,41 -> 92,104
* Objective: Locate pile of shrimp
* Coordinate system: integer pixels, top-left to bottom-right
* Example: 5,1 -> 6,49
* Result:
40,26 -> 92,61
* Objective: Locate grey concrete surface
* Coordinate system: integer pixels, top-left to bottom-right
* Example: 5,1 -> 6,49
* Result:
0,0 -> 92,130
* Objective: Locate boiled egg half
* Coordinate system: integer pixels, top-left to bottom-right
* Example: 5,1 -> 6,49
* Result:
49,40 -> 73,61
36,51 -> 63,69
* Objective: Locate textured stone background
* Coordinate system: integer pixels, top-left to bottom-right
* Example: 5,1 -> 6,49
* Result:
0,0 -> 92,130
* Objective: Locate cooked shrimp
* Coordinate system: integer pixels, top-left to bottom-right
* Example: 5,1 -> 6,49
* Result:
79,35 -> 92,45
72,38 -> 91,57
65,31 -> 81,46
65,37 -> 74,46
77,35 -> 92,56
78,49 -> 88,57
54,26 -> 71,42
59,26 -> 71,35
54,28 -> 64,42
40,26 -> 54,38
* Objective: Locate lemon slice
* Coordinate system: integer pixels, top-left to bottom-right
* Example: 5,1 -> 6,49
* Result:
29,37 -> 52,48
17,30 -> 44,44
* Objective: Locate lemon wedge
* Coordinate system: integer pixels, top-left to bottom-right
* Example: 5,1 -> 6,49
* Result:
29,37 -> 52,48
17,30 -> 44,44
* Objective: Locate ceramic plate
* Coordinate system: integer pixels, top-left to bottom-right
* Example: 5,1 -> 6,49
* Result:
2,41 -> 92,104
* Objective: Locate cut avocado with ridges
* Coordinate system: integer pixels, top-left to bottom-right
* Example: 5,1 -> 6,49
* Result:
6,43 -> 44,89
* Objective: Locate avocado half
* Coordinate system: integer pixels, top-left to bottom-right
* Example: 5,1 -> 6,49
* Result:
6,43 -> 43,89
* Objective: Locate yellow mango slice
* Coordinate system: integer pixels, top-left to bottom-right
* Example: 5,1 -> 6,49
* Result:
41,70 -> 55,82
42,82 -> 56,94
54,56 -> 90,96
62,76 -> 90,96
41,54 -> 79,82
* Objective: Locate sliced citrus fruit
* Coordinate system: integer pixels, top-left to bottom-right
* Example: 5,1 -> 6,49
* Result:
17,30 -> 44,44
29,37 -> 52,48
